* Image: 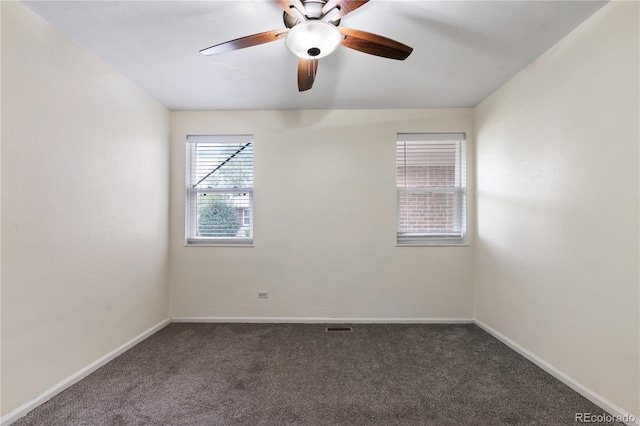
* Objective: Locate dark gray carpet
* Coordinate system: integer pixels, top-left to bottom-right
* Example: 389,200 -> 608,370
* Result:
14,323 -> 618,426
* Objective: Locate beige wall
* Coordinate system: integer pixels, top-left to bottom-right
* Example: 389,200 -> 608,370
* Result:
170,109 -> 474,320
473,1 -> 639,418
1,2 -> 170,416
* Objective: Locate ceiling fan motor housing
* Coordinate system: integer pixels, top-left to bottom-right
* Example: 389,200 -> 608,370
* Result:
283,0 -> 340,28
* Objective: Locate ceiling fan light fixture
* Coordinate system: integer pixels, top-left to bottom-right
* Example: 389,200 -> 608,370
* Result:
285,21 -> 342,59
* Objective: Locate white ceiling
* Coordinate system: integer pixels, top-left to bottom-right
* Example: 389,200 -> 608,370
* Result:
23,0 -> 607,110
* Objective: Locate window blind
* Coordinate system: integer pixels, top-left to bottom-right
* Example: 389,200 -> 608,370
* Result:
186,135 -> 254,245
396,133 -> 466,245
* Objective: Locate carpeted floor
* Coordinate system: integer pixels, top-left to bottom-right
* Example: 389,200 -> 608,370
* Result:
14,323 -> 619,426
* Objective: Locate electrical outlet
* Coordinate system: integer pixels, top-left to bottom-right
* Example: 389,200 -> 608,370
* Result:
258,291 -> 268,299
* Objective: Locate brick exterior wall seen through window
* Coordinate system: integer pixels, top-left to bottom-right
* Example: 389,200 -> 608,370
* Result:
397,165 -> 457,233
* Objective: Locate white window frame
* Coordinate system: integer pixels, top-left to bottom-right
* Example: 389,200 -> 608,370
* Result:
185,134 -> 254,246
396,133 -> 467,246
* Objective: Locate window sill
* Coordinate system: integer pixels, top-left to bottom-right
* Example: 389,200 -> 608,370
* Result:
184,238 -> 254,247
183,243 -> 254,247
395,243 -> 469,247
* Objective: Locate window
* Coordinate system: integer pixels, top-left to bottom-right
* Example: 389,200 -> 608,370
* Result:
186,135 -> 253,245
396,133 -> 466,245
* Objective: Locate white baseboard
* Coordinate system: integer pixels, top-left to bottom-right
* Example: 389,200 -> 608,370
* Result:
1,318 -> 171,426
171,316 -> 475,324
475,319 -> 639,426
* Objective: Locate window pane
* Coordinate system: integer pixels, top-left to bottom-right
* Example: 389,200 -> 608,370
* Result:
396,164 -> 457,188
193,143 -> 253,189
196,192 -> 252,238
398,191 -> 456,233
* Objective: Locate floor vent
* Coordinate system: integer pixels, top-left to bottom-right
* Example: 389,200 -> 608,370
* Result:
325,327 -> 353,333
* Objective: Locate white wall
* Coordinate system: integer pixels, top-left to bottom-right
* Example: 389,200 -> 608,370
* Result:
473,1 -> 639,418
170,109 -> 474,320
1,2 -> 170,416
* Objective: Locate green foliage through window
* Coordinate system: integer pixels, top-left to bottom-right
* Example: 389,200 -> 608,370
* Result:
197,198 -> 241,237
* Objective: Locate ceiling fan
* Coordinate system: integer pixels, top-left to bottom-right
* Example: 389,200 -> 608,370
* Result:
199,0 -> 413,92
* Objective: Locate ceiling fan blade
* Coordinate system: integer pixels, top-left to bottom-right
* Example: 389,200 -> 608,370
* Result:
298,58 -> 319,92
274,0 -> 307,18
322,0 -> 369,19
339,27 -> 413,60
200,29 -> 289,56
